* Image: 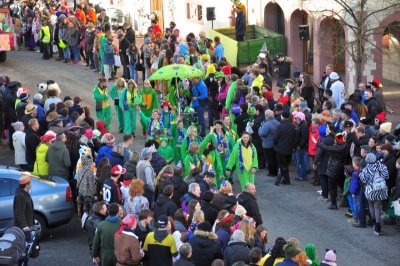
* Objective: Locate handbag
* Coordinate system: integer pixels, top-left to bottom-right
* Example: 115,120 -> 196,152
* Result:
136,62 -> 143,71
114,99 -> 119,106
232,96 -> 244,115
114,55 -> 121,67
95,101 -> 102,112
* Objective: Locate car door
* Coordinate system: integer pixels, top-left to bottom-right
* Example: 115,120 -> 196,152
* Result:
0,178 -> 19,234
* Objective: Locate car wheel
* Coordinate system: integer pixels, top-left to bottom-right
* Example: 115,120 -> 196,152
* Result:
33,214 -> 46,241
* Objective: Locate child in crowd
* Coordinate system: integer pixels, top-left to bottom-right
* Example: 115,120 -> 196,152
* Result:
184,143 -> 202,178
157,137 -> 174,164
344,165 -> 354,218
348,157 -> 361,224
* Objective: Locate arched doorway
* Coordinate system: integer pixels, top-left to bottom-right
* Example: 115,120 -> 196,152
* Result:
264,2 -> 285,35
289,9 -> 313,73
382,22 -> 400,83
319,17 -> 346,73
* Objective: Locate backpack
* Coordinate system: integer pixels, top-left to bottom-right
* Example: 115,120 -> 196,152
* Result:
94,4 -> 102,14
196,39 -> 207,55
0,227 -> 26,266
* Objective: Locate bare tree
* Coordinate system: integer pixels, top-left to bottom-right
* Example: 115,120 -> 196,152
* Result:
305,0 -> 400,83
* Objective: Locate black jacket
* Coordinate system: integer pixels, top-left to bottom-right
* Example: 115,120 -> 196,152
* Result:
234,112 -> 251,137
125,27 -> 135,45
382,153 -> 397,190
13,187 -> 34,229
25,129 -> 40,163
223,241 -> 251,266
273,119 -> 295,155
188,229 -> 223,266
85,212 -> 106,250
173,257 -> 195,266
133,222 -> 152,248
316,140 -> 347,178
293,121 -> 309,149
153,194 -> 178,222
164,174 -> 188,208
314,134 -> 335,175
119,37 -> 131,55
238,191 -> 263,226
201,201 -> 218,225
365,97 -> 378,125
4,89 -> 18,127
251,113 -> 265,154
277,57 -> 291,79
195,175 -> 212,198
150,152 -> 167,175
347,134 -> 369,158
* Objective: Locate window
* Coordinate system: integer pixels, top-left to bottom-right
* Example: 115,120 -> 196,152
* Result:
0,178 -> 10,197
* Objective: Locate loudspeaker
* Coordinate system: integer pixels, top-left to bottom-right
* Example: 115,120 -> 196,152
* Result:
299,25 -> 309,41
206,7 -> 216,21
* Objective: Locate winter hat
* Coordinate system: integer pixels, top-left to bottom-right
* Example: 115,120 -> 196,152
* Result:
144,37 -> 151,44
281,110 -> 290,119
342,108 -> 352,118
343,120 -> 354,128
375,113 -> 385,123
385,134 -> 397,144
299,102 -> 307,109
365,153 -> 376,164
284,243 -> 301,258
12,122 -> 24,131
104,133 -> 115,145
197,221 -> 212,232
19,175 -> 31,185
84,129 -> 94,138
380,122 -> 392,133
232,229 -> 245,242
258,53 -> 266,59
156,215 -> 169,228
344,100 -> 354,106
222,65 -> 231,76
111,165 -> 126,175
18,92 -> 29,101
293,111 -> 305,121
141,147 -> 152,159
329,72 -> 340,80
324,250 -> 337,262
235,205 -> 247,216
359,117 -> 369,125
81,154 -> 93,167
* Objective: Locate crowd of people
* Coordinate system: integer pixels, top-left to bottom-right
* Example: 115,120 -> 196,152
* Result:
4,1 -> 400,266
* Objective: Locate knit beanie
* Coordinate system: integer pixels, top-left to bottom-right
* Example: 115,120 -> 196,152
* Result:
231,229 -> 245,242
324,250 -> 336,262
235,205 -> 247,216
365,153 -> 376,164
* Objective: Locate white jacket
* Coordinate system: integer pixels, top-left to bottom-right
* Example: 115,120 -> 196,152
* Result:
12,131 -> 27,165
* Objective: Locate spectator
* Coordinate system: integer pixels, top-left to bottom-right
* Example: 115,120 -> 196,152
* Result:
275,243 -> 301,266
46,132 -> 71,181
85,201 -> 107,252
133,209 -> 153,249
154,185 -> 178,222
25,118 -> 41,171
224,229 -> 250,266
103,165 -> 125,205
136,147 -> 157,206
164,167 -> 188,208
238,183 -> 263,226
108,144 -> 125,167
173,243 -> 195,266
123,179 -> 149,220
12,122 -> 27,170
201,191 -> 219,226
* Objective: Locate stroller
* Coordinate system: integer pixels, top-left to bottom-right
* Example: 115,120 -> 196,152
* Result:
0,227 -> 38,266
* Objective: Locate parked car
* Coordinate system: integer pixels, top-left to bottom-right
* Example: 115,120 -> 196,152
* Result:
0,167 -> 75,240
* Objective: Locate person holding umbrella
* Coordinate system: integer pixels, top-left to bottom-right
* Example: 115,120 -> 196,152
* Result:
190,77 -> 208,137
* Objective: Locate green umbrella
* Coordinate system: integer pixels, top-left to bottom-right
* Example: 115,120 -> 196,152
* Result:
149,64 -> 203,80
149,64 -> 203,115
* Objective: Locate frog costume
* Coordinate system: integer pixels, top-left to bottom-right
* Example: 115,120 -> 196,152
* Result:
119,81 -> 141,135
110,79 -> 126,132
93,82 -> 112,130
157,137 -> 175,164
160,101 -> 177,143
226,139 -> 258,191
181,135 -> 202,172
200,134 -> 225,187
172,123 -> 187,164
140,84 -> 159,134
184,151 -> 202,178
225,79 -> 237,122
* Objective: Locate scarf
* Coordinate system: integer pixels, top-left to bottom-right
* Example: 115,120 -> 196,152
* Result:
191,153 -> 201,169
160,111 -> 173,138
187,136 -> 201,147
177,129 -> 185,146
216,132 -> 229,160
239,141 -> 254,172
147,119 -> 164,138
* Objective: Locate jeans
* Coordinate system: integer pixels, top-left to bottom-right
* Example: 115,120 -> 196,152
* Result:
264,148 -> 277,176
304,152 -> 310,172
347,195 -> 354,212
71,45 -> 80,62
194,105 -> 206,136
63,45 -> 70,59
358,188 -> 371,224
42,43 -> 50,59
294,148 -> 307,180
129,63 -> 138,83
87,52 -> 95,66
353,192 -> 362,219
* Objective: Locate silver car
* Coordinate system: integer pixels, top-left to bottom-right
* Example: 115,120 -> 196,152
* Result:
0,168 -> 75,240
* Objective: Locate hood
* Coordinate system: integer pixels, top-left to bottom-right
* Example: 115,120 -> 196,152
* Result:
305,244 -> 317,260
16,102 -> 28,112
96,120 -> 106,129
285,56 -> 293,64
12,131 -> 25,142
154,229 -> 169,242
239,191 -> 255,205
195,175 -> 205,184
81,154 -> 93,167
193,229 -> 217,240
171,174 -> 183,189
228,240 -> 248,247
254,75 -> 264,83
110,151 -> 123,159
36,143 -> 49,155
51,140 -> 66,151
156,194 -> 171,207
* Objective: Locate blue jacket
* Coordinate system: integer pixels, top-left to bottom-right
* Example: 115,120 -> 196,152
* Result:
95,145 -> 114,167
259,118 -> 279,148
191,79 -> 207,107
103,43 -> 115,65
235,11 -> 246,36
276,258 -> 300,266
349,169 -> 361,195
216,227 -> 231,254
241,72 -> 253,87
352,109 -> 359,126
214,43 -> 224,63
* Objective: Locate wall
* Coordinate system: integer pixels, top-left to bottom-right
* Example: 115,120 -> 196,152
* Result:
383,36 -> 400,83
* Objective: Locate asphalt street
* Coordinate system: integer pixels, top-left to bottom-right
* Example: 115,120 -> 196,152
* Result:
1,50 -> 400,266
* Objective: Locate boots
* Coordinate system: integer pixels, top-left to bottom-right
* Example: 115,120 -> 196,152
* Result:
373,222 -> 381,235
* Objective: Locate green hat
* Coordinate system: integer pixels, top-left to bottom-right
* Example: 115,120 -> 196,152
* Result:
161,137 -> 168,142
284,243 -> 301,258
215,71 -> 225,78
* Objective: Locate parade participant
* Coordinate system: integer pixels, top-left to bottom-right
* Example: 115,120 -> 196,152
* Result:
172,120 -> 187,164
166,77 -> 182,109
190,77 -> 208,137
138,107 -> 164,142
181,126 -> 203,171
110,78 -> 126,133
184,143 -> 202,178
225,74 -> 239,122
199,134 -> 224,187
93,77 -> 112,130
120,80 -> 140,136
160,100 -> 177,143
140,80 -> 159,135
157,137 -> 175,164
226,131 -> 258,191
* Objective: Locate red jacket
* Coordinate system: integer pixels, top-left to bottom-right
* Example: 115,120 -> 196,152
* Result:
308,126 -> 319,156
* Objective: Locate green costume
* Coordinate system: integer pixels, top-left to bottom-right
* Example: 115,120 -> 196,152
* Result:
184,152 -> 202,178
119,87 -> 139,134
225,80 -> 237,122
181,135 -> 202,173
91,217 -> 120,266
157,144 -> 175,164
140,87 -> 159,133
200,134 -> 225,187
139,111 -> 164,142
99,35 -> 107,73
160,110 -> 177,142
226,140 -> 258,191
110,83 -> 125,132
93,85 -> 112,130
172,126 -> 187,164
166,79 -> 182,109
